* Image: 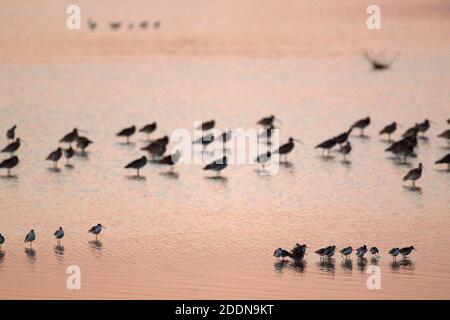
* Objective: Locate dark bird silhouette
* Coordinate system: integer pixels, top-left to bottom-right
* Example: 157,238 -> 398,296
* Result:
402,124 -> 420,139
46,147 -> 63,168
363,50 -> 398,71
0,233 -> 4,249
399,246 -> 417,258
370,247 -> 379,257
351,117 -> 371,136
1,138 -> 21,154
87,19 -> 97,30
340,142 -> 352,161
203,156 -> 228,176
315,137 -> 337,156
153,21 -> 161,29
385,136 -> 416,163
403,163 -> 423,187
158,150 -> 181,171
110,22 -> 121,30
257,115 -> 279,128
291,244 -> 307,261
60,128 -> 79,146
273,248 -> 291,261
334,128 -> 352,146
139,21 -> 148,29
417,119 -> 435,137
379,122 -> 398,141
0,155 -> 19,176
339,247 -> 353,259
88,224 -> 104,240
116,125 -> 136,144
64,146 -> 74,165
388,248 -> 400,261
6,125 -> 16,142
24,229 -> 36,247
437,129 -> 450,147
196,120 -> 215,131
139,122 -> 157,139
274,137 -> 302,162
435,153 -> 450,171
141,136 -> 168,159
76,136 -> 93,153
125,156 -> 147,177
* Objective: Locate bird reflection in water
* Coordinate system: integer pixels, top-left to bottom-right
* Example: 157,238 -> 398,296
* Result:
273,259 -> 306,274
390,258 -> 415,271
341,259 -> 353,272
24,247 -> 37,265
89,240 -> 103,250
159,171 -> 180,179
357,257 -> 368,272
54,245 -> 65,256
0,250 -> 5,265
317,258 -> 335,275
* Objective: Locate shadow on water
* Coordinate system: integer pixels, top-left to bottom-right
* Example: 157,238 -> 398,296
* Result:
319,155 -> 334,161
0,250 -> 5,264
0,175 -> 18,180
273,259 -> 307,274
352,134 -> 370,140
116,142 -> 135,147
279,161 -> 293,168
24,248 -> 37,265
340,159 -> 351,167
370,257 -> 380,265
159,171 -> 180,179
75,150 -> 90,158
341,259 -> 353,272
317,258 -> 335,275
403,185 -> 422,194
357,257 -> 368,272
435,168 -> 450,174
54,245 -> 65,256
89,240 -> 103,250
64,164 -> 74,169
125,175 -> 146,182
254,168 -> 273,176
390,258 -> 415,271
204,176 -> 228,184
47,167 -> 61,173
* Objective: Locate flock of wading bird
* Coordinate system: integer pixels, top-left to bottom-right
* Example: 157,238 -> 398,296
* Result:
0,115 -> 449,255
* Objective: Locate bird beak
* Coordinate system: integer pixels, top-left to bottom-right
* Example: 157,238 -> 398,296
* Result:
294,139 -> 304,145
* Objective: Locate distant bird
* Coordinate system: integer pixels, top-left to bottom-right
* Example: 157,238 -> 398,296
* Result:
399,246 -> 417,258
257,115 -> 279,128
141,138 -> 167,159
128,23 -> 134,30
60,128 -> 79,146
388,248 -> 400,261
363,50 -> 398,71
46,147 -> 63,168
385,138 -> 416,163
437,129 -> 450,147
334,128 -> 352,146
403,163 -> 423,187
402,124 -> 420,139
315,138 -> 336,156
255,151 -> 272,169
1,138 -> 21,154
0,233 -> 4,249
351,117 -> 370,136
158,150 -> 181,171
153,21 -> 161,29
116,125 -> 136,144
110,22 -> 121,30
291,244 -> 307,260
0,155 -> 19,176
139,122 -> 157,139
340,142 -> 352,161
273,248 -> 290,261
448,118 -> 450,125
356,245 -> 368,258
417,119 -> 435,137
6,125 -> 16,142
339,247 -> 353,259
64,146 -> 74,165
24,229 -> 36,247
76,136 -> 93,153
435,153 -> 450,171
139,21 -> 148,29
370,247 -> 379,257
274,137 -> 302,161
315,247 -> 327,259
87,19 -> 97,30
196,120 -> 215,131
124,156 -> 147,177
203,156 -> 228,176
54,227 -> 64,245
324,245 -> 336,258
88,224 -> 104,240
380,122 -> 398,141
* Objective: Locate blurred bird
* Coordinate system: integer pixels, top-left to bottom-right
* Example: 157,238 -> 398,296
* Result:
88,224 -> 104,240
255,151 -> 272,169
324,245 -> 336,258
0,233 -> 4,249
363,50 -> 398,71
153,21 -> 161,29
76,136 -> 93,153
141,139 -> 167,159
403,163 -> 423,187
257,115 -> 280,128
193,133 -> 215,150
435,153 -> 450,171
158,150 -> 181,171
399,246 -> 417,258
334,128 -> 352,146
339,247 -> 353,259
402,124 -> 420,139
1,138 -> 21,154
124,156 -> 147,177
196,120 -> 215,131
60,128 -> 79,146
110,22 -> 121,30
340,142 -> 352,161
87,19 -> 97,30
315,137 -> 336,156
139,122 -> 157,139
351,117 -> 370,136
0,156 -> 19,176
203,156 -> 228,176
437,129 -> 450,147
54,227 -> 64,245
385,137 -> 416,163
64,146 -> 74,165
356,245 -> 368,258
315,247 -> 327,260
46,147 -> 63,168
370,247 -> 379,257
6,125 -> 16,142
291,244 -> 307,260
139,21 -> 148,29
379,122 -> 398,141
388,248 -> 400,261
274,137 -> 302,162
273,248 -> 290,261
24,229 -> 36,248
116,125 -> 136,144
418,119 -> 435,137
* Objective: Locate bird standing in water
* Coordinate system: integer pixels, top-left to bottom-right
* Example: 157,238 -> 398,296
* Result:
54,227 -> 64,245
124,156 -> 147,177
1,138 -> 21,155
257,115 -> 280,128
315,138 -> 336,157
417,119 -> 435,138
379,122 -> 398,141
139,122 -> 157,140
116,125 -> 136,144
351,117 -> 371,136
370,247 -> 379,257
0,155 -> 19,176
24,229 -> 36,248
340,142 -> 352,161
88,224 -> 104,240
435,153 -> 450,171
76,136 -> 93,154
6,125 -> 17,142
403,163 -> 423,187
273,248 -> 290,261
46,147 -> 63,169
255,151 -> 272,169
64,146 -> 74,166
399,246 -> 417,258
339,247 -> 353,259
60,128 -> 80,146
388,248 -> 400,261
275,137 -> 302,162
437,129 -> 450,147
196,120 -> 215,131
203,156 -> 228,177
356,245 -> 368,258
158,150 -> 181,172
334,128 -> 352,146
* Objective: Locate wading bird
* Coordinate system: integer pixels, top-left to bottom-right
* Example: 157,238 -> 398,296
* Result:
351,117 -> 371,136
76,136 -> 93,153
379,122 -> 398,141
315,247 -> 327,260
399,246 -> 417,258
370,247 -> 379,257
54,227 -> 64,245
24,229 -> 36,248
139,21 -> 148,29
437,129 -> 450,147
324,245 -> 336,258
193,133 -> 215,149
203,156 -> 228,177
403,163 -> 423,187
402,124 -> 420,139
124,156 -> 147,177
341,142 -> 352,161
0,155 -> 19,176
87,19 -> 97,30
356,245 -> 368,258
158,150 -> 181,172
116,125 -> 136,144
418,119 -> 435,137
6,125 -> 16,142
46,147 -> 63,169
291,244 -> 307,260
334,128 -> 352,146
88,224 -> 104,240
110,22 -> 121,30
385,138 -> 416,163
339,247 -> 353,259
64,146 -> 74,165
139,122 -> 157,139
141,139 -> 167,159
435,153 -> 450,171
60,128 -> 80,146
257,115 -> 280,128
315,137 -> 336,156
196,120 -> 215,131
273,248 -> 290,261
1,138 -> 21,155
388,248 -> 400,261
275,137 -> 302,162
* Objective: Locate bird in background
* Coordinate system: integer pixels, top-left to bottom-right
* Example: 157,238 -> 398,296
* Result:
274,137 -> 302,162
124,156 -> 148,177
64,146 -> 74,166
24,229 -> 36,248
339,247 -> 353,259
273,248 -> 290,261
76,136 -> 93,154
315,137 -> 336,157
437,129 -> 450,147
370,247 -> 379,257
139,122 -> 157,140
6,125 -> 17,142
116,125 -> 136,144
257,115 -> 280,128
399,246 -> 417,258
403,163 -> 423,187
158,150 -> 181,172
196,120 -> 215,131
340,142 -> 352,161
203,156 -> 228,177
334,128 -> 352,146
417,119 -> 435,137
356,245 -> 368,258
388,248 -> 400,261
255,151 -> 272,169
60,128 -> 80,147
1,138 -> 21,155
54,227 -> 64,246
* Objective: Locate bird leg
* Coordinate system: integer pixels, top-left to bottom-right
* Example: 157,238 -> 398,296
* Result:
7,169 -> 11,177
137,169 -> 140,177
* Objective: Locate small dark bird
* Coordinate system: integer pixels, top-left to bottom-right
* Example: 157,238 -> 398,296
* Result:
402,124 -> 420,139
46,147 -> 63,168
291,244 -> 307,260
60,128 -> 79,146
76,136 -> 93,153
255,151 -> 272,169
153,21 -> 161,29
417,119 -> 435,137
380,122 -> 398,141
339,247 -> 353,259
6,125 -> 17,142
116,125 -> 136,144
324,245 -> 336,258
437,129 -> 450,147
110,22 -> 121,30
363,50 -> 398,71
403,163 -> 423,187
257,115 -> 278,128
24,229 -> 36,247
141,136 -> 168,159
369,247 -> 379,257
124,156 -> 147,177
0,233 -> 4,249
388,248 -> 400,261
356,245 -> 368,258
87,19 -> 97,30
193,133 -> 215,149
435,153 -> 450,171
203,156 -> 228,176
88,224 -> 104,240
158,150 -> 181,171
64,146 -> 74,165
139,122 -> 157,139
334,128 -> 352,145
385,137 -> 416,163
274,137 -> 302,161
1,138 -> 21,154
315,137 -> 336,156
0,156 -> 19,176
139,21 -> 148,29
54,227 -> 64,245
315,247 -> 327,259
351,117 -> 371,136
273,248 -> 291,261
399,246 -> 417,258
196,120 -> 215,131
340,142 -> 352,161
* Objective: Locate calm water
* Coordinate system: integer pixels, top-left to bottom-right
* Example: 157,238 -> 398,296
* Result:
1,0 -> 450,299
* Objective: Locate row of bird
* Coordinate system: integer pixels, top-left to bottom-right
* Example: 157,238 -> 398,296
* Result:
0,224 -> 104,250
2,116 -> 450,180
274,244 -> 416,262
86,19 -> 161,31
